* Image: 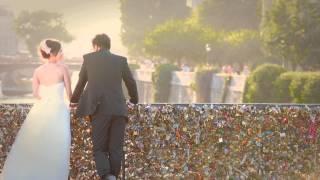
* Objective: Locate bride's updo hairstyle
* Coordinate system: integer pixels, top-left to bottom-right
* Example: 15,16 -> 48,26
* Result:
39,39 -> 62,59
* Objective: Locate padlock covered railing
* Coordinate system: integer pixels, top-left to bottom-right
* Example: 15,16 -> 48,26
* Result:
1,104 -> 320,179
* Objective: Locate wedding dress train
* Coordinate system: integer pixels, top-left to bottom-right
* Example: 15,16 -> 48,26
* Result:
2,82 -> 71,180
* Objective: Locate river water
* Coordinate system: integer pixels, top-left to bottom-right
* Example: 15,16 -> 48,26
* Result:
0,80 -> 37,104
0,72 -> 79,104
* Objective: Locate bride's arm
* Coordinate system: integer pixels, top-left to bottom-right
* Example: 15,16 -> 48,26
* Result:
62,65 -> 72,101
32,69 -> 41,99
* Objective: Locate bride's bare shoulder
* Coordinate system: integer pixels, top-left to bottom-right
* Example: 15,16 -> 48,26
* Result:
57,63 -> 70,72
34,64 -> 46,73
57,63 -> 67,68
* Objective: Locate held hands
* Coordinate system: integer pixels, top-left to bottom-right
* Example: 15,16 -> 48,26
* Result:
129,98 -> 138,105
126,100 -> 133,106
127,99 -> 138,109
69,103 -> 78,112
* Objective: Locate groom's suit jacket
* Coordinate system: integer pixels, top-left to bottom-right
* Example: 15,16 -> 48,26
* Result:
70,49 -> 138,118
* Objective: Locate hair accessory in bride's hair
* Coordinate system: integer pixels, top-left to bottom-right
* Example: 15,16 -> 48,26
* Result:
40,40 -> 51,54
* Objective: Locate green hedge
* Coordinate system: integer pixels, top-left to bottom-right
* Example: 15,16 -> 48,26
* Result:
302,74 -> 320,103
274,72 -> 299,103
275,72 -> 320,103
152,64 -> 179,102
244,63 -> 320,103
288,73 -> 310,103
243,64 -> 287,103
194,66 -> 220,103
222,75 -> 232,103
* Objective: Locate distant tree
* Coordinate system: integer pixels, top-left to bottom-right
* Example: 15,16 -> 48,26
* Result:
198,0 -> 261,31
120,0 -> 190,57
262,0 -> 320,70
15,10 -> 73,57
214,30 -> 263,66
144,19 -> 219,66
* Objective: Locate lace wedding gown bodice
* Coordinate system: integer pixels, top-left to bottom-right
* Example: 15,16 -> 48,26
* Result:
2,82 -> 71,180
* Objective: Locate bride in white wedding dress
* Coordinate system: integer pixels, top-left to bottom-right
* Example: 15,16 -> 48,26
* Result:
2,39 -> 72,180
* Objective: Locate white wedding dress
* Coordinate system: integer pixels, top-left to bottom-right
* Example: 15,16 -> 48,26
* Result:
2,82 -> 71,180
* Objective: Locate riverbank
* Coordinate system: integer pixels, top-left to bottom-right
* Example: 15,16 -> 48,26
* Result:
0,96 -> 35,104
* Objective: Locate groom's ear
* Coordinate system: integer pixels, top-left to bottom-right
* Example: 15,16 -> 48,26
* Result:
92,45 -> 99,52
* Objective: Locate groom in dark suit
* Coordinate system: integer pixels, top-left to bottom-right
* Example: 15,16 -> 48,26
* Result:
70,34 -> 138,180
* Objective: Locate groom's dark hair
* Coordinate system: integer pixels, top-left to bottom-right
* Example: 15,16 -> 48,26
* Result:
92,34 -> 111,50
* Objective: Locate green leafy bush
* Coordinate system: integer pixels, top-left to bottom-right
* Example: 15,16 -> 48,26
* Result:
289,73 -> 320,103
243,64 -> 287,103
152,64 -> 179,102
274,72 -> 299,103
288,73 -> 310,103
301,74 -> 320,103
222,75 -> 232,103
249,69 -> 320,103
193,66 -> 220,102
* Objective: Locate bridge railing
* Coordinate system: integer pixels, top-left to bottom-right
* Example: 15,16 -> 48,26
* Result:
0,104 -> 320,179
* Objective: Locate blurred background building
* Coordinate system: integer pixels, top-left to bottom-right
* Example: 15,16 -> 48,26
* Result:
0,6 -> 18,56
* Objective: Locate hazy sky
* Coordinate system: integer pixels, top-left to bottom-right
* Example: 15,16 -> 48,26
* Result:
0,0 -> 126,58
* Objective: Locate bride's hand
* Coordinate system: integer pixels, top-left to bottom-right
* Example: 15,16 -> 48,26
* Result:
69,103 -> 77,115
69,103 -> 77,110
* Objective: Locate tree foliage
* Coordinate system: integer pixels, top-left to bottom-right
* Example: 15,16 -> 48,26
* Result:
198,0 -> 261,31
213,30 -> 263,65
152,64 -> 179,102
145,18 -> 264,67
120,0 -> 190,57
262,0 -> 320,70
144,19 -> 220,65
15,10 -> 73,57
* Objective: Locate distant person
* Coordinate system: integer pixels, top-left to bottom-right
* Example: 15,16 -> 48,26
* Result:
2,39 -> 72,179
234,64 -> 241,75
226,65 -> 233,74
182,64 -> 191,72
243,65 -> 250,75
222,65 -> 227,74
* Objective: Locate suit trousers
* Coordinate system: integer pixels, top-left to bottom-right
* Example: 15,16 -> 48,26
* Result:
90,110 -> 127,178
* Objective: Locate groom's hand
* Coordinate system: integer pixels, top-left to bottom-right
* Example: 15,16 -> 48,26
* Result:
126,100 -> 132,106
